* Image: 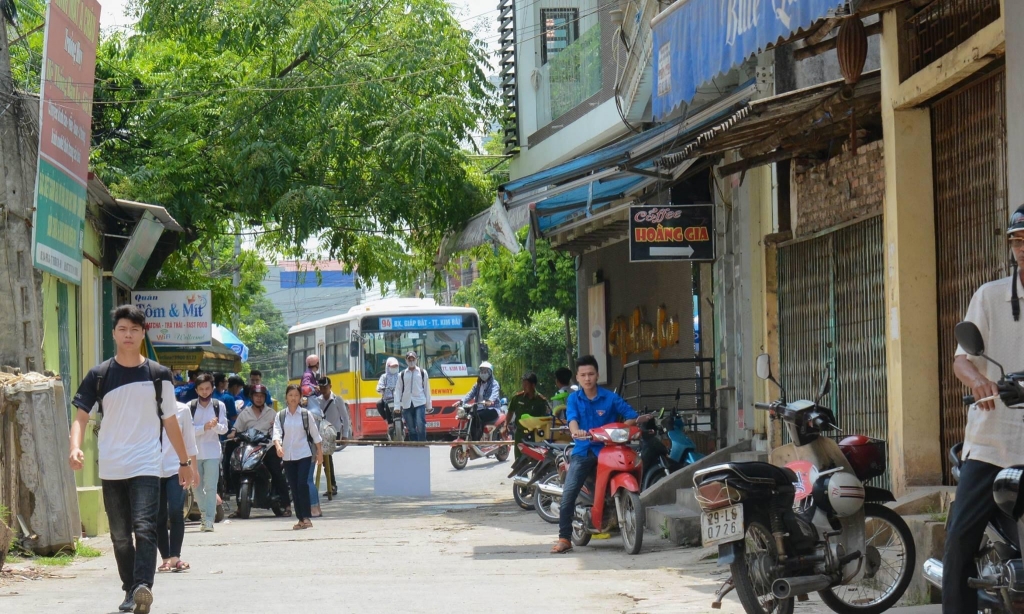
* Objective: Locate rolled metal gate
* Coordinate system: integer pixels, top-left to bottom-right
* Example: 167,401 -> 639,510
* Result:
932,68 -> 1009,483
778,217 -> 889,487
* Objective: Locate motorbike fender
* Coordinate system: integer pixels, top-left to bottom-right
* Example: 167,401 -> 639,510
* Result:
508,455 -> 531,478
527,459 -> 555,486
863,486 -> 896,504
717,541 -> 741,566
610,472 -> 641,495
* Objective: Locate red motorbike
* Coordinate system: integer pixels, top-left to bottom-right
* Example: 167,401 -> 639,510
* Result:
567,423 -> 645,554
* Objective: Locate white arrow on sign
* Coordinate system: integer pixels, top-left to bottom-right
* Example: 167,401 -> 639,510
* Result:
649,246 -> 695,257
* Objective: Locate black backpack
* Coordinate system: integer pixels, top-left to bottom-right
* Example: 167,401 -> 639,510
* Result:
189,398 -> 225,423
95,358 -> 165,441
276,408 -> 317,456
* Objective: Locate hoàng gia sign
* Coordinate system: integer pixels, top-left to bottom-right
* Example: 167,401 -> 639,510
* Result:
31,0 -> 102,285
629,204 -> 715,262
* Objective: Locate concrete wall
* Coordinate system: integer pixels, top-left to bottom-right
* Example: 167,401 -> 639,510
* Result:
575,239 -> 694,399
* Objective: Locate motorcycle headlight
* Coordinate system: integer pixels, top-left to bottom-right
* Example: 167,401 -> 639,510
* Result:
457,408 -> 467,419
230,448 -> 243,472
605,428 -> 630,443
242,451 -> 261,471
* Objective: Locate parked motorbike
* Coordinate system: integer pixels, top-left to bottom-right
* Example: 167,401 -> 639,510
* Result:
535,442 -> 572,524
693,354 -> 915,614
449,401 -> 511,470
922,321 -> 1024,612
638,394 -> 705,490
230,428 -> 287,519
538,423 -> 645,554
508,415 -> 571,510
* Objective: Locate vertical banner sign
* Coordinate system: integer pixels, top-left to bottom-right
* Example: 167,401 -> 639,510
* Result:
629,204 -> 715,262
31,0 -> 102,284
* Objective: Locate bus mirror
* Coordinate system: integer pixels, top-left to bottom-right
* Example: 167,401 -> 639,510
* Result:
349,341 -> 360,357
481,343 -> 490,361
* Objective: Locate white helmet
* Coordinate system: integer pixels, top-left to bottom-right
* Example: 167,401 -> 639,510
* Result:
815,471 -> 865,518
479,361 -> 494,372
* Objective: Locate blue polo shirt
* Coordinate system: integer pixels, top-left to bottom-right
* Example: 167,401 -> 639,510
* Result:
565,387 -> 638,457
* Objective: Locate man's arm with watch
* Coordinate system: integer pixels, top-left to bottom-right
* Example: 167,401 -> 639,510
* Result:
162,415 -> 196,487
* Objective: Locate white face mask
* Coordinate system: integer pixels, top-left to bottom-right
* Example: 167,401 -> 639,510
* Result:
479,371 -> 491,382
388,366 -> 399,375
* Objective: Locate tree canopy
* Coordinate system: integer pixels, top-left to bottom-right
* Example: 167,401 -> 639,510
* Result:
90,0 -> 495,287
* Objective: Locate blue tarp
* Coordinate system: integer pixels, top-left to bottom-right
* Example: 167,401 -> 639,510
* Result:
535,175 -> 648,232
212,324 -> 249,363
652,0 -> 843,120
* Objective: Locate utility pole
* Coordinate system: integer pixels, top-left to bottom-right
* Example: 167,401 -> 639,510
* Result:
0,17 -> 44,372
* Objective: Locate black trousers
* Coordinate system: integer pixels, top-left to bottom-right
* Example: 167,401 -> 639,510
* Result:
284,457 -> 313,521
102,476 -> 160,593
942,459 -> 1003,613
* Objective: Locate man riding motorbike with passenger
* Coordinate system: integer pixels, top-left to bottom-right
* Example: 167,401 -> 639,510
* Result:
460,361 -> 501,441
942,204 -> 1024,612
224,385 -> 291,516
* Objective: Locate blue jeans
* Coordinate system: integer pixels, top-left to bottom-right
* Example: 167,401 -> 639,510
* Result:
102,476 -> 161,592
402,405 -> 427,441
197,458 -> 220,528
157,477 -> 186,559
307,461 -> 320,509
558,453 -> 598,541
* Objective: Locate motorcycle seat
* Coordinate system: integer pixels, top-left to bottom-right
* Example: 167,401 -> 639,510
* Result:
541,441 -> 571,451
729,461 -> 798,486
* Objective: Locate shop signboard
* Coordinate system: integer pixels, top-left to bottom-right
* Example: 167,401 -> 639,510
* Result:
629,204 -> 715,262
134,290 -> 212,346
112,211 -> 165,288
31,0 -> 102,284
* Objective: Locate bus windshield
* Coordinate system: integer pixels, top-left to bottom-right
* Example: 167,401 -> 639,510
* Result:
362,329 -> 482,380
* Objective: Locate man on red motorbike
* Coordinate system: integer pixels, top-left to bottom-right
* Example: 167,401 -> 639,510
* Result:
551,355 -> 637,554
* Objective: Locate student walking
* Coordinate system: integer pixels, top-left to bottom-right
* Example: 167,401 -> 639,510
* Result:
157,402 -> 199,573
69,305 -> 195,614
189,373 -> 228,532
395,351 -> 431,442
273,385 -> 324,529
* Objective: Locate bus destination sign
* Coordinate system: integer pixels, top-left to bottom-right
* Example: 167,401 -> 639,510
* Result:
379,315 -> 464,331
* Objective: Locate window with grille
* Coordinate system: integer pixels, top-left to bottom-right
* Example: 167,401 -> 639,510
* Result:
541,8 -> 579,65
288,331 -> 316,379
325,323 -> 351,374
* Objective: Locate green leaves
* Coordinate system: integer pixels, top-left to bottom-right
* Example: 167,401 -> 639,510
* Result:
92,0 -> 496,288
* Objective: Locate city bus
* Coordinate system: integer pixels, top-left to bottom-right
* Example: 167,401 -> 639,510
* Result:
287,298 -> 484,439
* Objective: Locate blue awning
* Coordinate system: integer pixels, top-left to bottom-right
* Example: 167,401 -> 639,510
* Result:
652,0 -> 844,120
535,174 -> 650,232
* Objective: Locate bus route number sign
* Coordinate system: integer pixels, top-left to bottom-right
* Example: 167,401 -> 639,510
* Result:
379,315 -> 464,331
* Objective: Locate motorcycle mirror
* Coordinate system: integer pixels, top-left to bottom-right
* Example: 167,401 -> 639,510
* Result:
755,354 -> 772,380
954,321 -> 985,356
349,340 -> 360,357
817,374 -> 831,400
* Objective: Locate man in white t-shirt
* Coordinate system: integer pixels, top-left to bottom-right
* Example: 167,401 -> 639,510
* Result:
70,306 -> 195,614
942,205 -> 1024,613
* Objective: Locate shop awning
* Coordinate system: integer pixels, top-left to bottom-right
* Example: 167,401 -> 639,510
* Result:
652,0 -> 847,120
154,339 -> 243,373
655,71 -> 882,176
441,83 -> 756,257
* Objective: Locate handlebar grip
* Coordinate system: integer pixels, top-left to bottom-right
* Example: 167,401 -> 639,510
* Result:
963,394 -> 975,405
753,403 -> 774,411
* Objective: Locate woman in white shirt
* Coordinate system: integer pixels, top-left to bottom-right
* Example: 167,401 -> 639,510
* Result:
157,402 -> 199,573
273,385 -> 323,529
190,374 -> 228,532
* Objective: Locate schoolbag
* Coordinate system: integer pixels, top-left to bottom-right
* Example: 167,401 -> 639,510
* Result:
95,358 -> 165,441
189,398 -> 225,423
398,368 -> 427,408
277,408 -> 317,457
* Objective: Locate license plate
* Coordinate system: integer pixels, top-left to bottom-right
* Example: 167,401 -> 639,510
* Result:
426,421 -> 440,428
366,408 -> 378,417
701,504 -> 744,547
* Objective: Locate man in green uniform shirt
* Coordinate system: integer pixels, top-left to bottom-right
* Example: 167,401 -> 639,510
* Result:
507,372 -> 550,459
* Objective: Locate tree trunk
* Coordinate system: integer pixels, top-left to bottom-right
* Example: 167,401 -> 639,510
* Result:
563,312 -> 574,371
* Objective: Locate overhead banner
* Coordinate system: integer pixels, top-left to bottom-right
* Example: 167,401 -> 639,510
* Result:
31,0 -> 102,284
629,204 -> 715,262
112,211 -> 165,288
652,0 -> 843,119
134,290 -> 213,346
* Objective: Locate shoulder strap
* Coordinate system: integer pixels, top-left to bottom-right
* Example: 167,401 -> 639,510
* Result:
147,360 -> 165,442
189,399 -> 199,417
277,409 -> 286,434
421,369 -> 426,387
95,358 -> 114,415
301,409 -> 315,445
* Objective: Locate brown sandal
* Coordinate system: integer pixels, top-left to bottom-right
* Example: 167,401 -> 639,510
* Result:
293,522 -> 304,530
157,562 -> 172,573
551,538 -> 573,554
172,560 -> 190,572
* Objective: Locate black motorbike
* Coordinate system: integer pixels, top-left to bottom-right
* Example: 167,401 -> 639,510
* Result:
637,411 -> 687,491
229,428 -> 287,519
922,321 -> 1024,612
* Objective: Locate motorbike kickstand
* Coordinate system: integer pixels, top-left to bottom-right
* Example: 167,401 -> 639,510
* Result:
711,577 -> 735,609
